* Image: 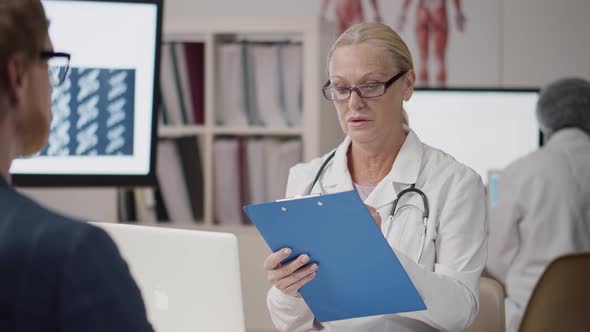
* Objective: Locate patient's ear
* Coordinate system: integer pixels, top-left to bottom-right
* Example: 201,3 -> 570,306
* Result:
4,54 -> 29,106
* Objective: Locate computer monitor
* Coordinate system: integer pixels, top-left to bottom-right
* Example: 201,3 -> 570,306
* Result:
404,88 -> 541,184
10,0 -> 162,187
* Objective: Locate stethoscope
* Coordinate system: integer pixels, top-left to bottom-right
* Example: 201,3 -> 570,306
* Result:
308,150 -> 430,263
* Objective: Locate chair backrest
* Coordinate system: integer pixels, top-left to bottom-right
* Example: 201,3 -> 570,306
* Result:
466,277 -> 506,332
518,253 -> 590,332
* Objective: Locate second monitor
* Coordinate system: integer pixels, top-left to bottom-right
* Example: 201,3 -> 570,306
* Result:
404,88 -> 540,184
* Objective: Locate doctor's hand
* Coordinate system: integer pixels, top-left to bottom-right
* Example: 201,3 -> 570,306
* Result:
366,205 -> 381,228
264,248 -> 318,298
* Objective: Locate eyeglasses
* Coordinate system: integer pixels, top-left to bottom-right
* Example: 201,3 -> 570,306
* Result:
322,71 -> 407,101
40,51 -> 71,88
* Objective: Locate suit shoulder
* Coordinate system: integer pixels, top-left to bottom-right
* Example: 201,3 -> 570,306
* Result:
0,188 -> 105,255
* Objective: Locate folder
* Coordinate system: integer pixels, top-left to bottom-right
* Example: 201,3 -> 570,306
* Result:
217,44 -> 250,126
243,190 -> 426,322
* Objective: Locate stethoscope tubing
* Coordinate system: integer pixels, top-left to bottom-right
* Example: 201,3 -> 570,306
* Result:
309,150 -> 430,263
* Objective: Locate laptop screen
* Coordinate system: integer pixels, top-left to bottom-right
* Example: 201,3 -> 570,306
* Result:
10,0 -> 162,186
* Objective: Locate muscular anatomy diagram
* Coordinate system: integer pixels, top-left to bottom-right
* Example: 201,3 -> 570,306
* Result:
398,0 -> 466,87
321,0 -> 383,34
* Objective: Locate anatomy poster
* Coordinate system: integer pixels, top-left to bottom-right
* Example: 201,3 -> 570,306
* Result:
320,0 -> 500,87
39,67 -> 136,157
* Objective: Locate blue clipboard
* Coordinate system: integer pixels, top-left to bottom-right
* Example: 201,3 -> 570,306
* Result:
243,190 -> 426,322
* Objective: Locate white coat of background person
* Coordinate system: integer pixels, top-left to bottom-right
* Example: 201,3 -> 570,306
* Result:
263,23 -> 487,332
486,78 -> 590,332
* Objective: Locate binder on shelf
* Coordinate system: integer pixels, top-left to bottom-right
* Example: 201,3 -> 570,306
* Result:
173,42 -> 195,124
249,44 -> 289,127
280,44 -> 303,127
213,138 -> 243,224
117,187 -> 137,222
156,139 -> 194,224
217,44 -> 250,126
133,187 -> 157,224
243,191 -> 426,322
183,42 -> 205,124
177,136 -> 205,221
245,138 -> 266,204
160,43 -> 185,125
169,43 -> 188,124
264,138 -> 302,201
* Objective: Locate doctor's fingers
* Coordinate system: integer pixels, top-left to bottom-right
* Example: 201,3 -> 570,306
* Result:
275,264 -> 318,296
264,248 -> 292,270
267,254 -> 312,281
282,271 -> 317,297
365,204 -> 382,228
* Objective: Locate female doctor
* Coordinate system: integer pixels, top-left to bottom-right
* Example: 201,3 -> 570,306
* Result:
263,22 -> 487,332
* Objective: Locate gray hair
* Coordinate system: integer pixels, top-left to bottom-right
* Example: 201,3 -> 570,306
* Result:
536,78 -> 590,136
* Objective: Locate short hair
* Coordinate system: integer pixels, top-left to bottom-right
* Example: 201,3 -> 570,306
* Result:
536,78 -> 590,136
0,0 -> 49,91
328,22 -> 414,126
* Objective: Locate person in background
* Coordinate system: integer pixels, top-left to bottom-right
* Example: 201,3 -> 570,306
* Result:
487,78 -> 590,332
263,22 -> 486,331
0,0 -> 154,330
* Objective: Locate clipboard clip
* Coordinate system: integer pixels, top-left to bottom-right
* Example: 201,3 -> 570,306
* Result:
275,193 -> 322,202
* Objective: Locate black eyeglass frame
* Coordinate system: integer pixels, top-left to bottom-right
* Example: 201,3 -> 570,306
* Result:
322,70 -> 408,101
39,51 -> 71,87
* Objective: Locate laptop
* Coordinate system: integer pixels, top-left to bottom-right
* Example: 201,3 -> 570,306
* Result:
92,222 -> 245,332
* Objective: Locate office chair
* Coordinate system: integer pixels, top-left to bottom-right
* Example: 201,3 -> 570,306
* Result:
466,277 -> 506,332
518,253 -> 590,332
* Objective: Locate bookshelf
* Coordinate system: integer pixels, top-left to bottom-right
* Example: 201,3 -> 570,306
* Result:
158,16 -> 342,227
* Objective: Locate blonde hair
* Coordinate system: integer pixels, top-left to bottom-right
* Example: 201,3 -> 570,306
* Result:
328,23 -> 413,126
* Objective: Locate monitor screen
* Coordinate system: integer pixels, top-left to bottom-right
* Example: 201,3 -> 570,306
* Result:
404,88 -> 540,184
10,0 -> 162,186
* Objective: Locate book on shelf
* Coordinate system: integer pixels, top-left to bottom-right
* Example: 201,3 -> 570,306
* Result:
215,41 -> 303,129
280,43 -> 303,127
156,138 -> 204,224
183,42 -> 205,124
172,42 -> 195,125
217,44 -> 250,126
160,43 -> 185,125
213,137 -> 302,225
159,41 -> 205,126
176,136 -> 204,221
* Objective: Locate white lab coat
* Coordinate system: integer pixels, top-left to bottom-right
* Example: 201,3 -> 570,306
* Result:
267,129 -> 487,332
487,128 -> 590,332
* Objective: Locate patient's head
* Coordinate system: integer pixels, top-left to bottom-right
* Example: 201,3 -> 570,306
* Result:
0,0 -> 52,156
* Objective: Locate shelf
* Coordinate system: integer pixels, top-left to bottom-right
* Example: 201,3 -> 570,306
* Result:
158,125 -> 303,138
213,126 -> 302,136
158,125 -> 207,137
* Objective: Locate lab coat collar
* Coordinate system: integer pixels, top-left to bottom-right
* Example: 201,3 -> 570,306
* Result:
365,129 -> 424,209
546,127 -> 590,148
321,129 -> 425,209
319,136 -> 355,193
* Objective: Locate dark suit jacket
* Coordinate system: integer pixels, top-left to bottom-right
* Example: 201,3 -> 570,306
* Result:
0,176 -> 154,332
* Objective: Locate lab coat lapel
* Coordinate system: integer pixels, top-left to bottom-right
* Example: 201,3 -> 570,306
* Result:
364,130 -> 424,209
317,136 -> 354,194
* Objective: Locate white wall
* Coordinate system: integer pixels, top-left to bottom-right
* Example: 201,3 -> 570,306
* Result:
164,0 -> 590,88
501,0 -> 590,86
